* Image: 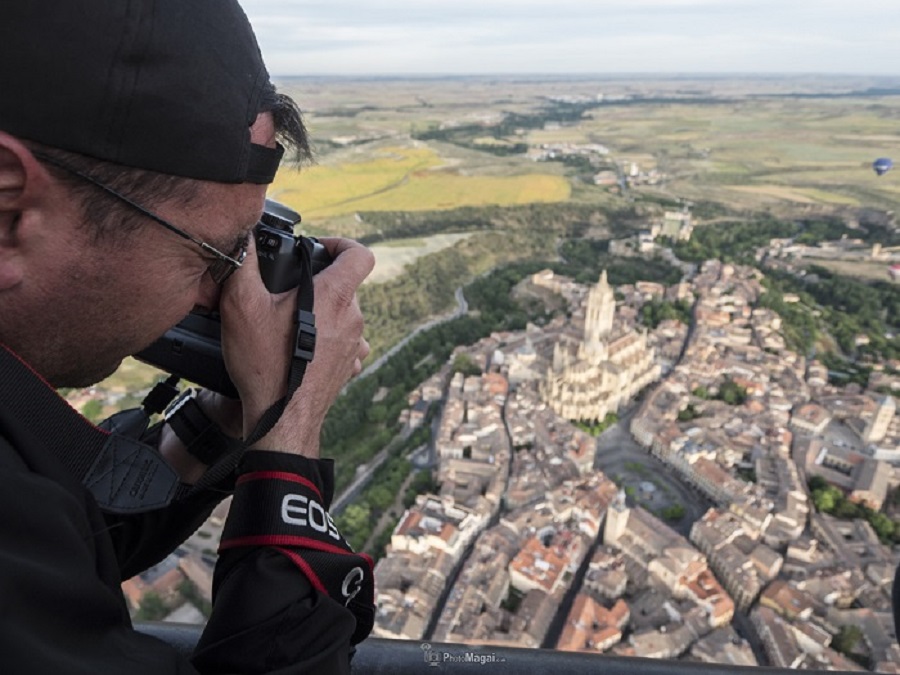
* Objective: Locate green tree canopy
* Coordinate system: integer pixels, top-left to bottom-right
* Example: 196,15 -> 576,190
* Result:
135,591 -> 168,622
832,625 -> 864,657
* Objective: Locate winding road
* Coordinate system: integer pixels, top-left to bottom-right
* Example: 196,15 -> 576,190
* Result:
355,287 -> 468,382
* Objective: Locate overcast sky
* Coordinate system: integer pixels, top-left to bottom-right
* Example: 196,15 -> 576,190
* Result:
240,0 -> 899,76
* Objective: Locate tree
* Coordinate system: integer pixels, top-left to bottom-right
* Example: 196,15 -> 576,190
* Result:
869,512 -> 895,542
336,503 -> 372,551
366,404 -> 388,424
661,505 -> 685,522
832,625 -> 864,657
574,413 -> 619,437
640,298 -> 692,329
812,487 -> 839,513
135,591 -> 168,621
81,399 -> 104,422
808,475 -> 829,492
367,485 -> 396,513
716,378 -> 747,406
834,499 -> 861,519
451,353 -> 482,377
677,404 -> 700,422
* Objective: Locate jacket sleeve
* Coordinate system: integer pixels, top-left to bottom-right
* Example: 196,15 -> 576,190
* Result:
0,441 -> 374,674
192,450 -> 375,674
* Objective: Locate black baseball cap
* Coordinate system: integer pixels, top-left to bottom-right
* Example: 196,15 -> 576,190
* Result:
0,0 -> 283,184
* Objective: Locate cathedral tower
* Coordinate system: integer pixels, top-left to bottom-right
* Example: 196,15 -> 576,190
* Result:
584,270 -> 615,353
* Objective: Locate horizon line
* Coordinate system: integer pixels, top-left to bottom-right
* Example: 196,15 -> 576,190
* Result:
271,71 -> 900,80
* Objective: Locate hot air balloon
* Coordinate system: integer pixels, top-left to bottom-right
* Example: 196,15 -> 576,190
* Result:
873,157 -> 893,176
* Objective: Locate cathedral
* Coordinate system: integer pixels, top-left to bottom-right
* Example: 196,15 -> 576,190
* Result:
541,271 -> 661,423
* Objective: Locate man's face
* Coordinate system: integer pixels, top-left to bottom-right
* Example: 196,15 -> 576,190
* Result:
33,114 -> 275,387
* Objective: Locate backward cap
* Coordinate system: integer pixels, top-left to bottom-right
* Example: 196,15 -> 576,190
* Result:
0,0 -> 273,183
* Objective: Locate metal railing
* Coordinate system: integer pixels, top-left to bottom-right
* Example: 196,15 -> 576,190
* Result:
136,623 -> 864,674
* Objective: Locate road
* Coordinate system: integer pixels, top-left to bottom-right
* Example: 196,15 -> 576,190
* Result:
355,287 -> 468,383
331,426 -> 412,515
333,287 -> 467,509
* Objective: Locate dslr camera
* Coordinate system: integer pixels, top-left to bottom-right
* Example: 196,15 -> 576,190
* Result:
135,199 -> 330,398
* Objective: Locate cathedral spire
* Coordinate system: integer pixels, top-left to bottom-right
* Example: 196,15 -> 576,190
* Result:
585,269 -> 615,349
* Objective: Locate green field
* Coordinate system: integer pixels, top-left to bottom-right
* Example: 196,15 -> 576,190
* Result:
571,98 -> 900,212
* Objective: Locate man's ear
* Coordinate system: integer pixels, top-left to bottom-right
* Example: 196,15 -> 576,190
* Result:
0,132 -> 52,289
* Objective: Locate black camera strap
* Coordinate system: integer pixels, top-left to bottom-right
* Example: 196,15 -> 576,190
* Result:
247,236 -> 317,445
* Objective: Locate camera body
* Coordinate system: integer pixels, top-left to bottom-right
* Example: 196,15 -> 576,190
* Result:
134,200 -> 331,398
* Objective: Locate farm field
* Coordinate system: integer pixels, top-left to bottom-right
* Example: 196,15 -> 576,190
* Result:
571,98 -> 900,212
274,78 -> 900,226
366,233 -> 474,284
270,144 -> 570,222
811,258 -> 900,283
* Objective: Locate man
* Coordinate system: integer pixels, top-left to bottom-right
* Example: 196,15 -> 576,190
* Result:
0,1 -> 375,673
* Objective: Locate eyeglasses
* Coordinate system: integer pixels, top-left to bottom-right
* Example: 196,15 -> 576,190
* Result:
31,151 -> 248,284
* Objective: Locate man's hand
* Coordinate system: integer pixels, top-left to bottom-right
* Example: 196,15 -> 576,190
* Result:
217,235 -> 374,455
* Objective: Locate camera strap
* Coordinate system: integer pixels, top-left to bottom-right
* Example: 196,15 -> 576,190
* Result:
247,235 -> 316,445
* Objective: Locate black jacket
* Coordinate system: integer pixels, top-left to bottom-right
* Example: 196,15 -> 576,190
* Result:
0,379 -> 374,673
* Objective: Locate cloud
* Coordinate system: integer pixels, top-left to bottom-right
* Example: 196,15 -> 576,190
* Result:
239,0 -> 900,75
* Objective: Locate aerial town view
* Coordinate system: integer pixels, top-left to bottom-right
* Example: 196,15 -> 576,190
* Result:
373,238 -> 900,671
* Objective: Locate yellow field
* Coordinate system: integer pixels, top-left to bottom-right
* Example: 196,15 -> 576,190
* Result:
269,145 -> 570,221
271,146 -> 441,212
